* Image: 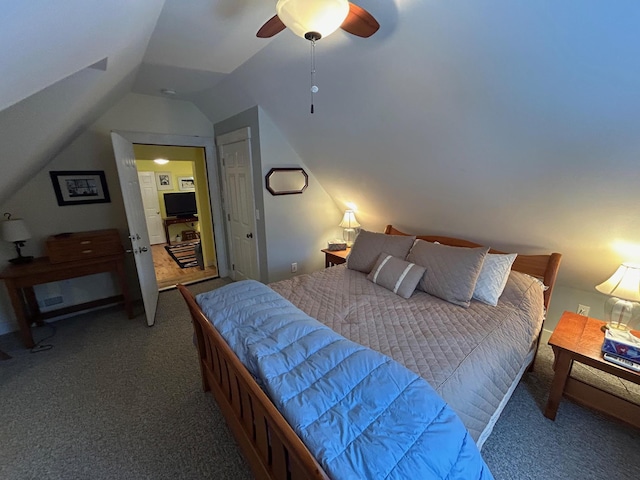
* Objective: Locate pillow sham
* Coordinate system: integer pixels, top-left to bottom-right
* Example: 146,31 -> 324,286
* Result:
366,253 -> 426,299
406,240 -> 489,307
347,230 -> 416,274
472,253 -> 517,306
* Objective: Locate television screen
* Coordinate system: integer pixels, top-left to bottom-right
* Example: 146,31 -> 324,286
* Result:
164,192 -> 197,218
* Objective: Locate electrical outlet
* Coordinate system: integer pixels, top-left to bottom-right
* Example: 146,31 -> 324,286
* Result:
291,262 -> 298,273
577,304 -> 590,316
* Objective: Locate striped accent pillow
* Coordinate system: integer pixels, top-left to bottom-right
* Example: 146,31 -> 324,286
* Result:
366,253 -> 426,299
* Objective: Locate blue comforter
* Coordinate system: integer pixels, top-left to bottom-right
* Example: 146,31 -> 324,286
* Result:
196,280 -> 493,480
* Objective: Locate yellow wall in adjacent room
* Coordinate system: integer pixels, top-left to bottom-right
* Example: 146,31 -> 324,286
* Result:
134,145 -> 217,268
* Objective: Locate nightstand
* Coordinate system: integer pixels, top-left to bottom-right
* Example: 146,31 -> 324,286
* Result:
321,248 -> 350,268
544,311 -> 640,428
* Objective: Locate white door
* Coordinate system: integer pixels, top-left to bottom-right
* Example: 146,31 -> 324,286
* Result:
137,171 -> 164,245
217,128 -> 259,281
111,132 -> 159,327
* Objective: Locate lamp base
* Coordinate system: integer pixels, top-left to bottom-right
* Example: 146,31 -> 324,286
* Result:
9,255 -> 33,265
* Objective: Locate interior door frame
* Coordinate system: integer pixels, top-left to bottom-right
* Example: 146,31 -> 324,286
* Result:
112,130 -> 228,278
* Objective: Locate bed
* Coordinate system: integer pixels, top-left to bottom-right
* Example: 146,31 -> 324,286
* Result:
177,225 -> 561,480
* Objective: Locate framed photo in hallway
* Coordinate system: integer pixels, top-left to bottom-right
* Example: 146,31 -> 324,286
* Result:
155,172 -> 173,191
49,170 -> 111,206
178,176 -> 195,191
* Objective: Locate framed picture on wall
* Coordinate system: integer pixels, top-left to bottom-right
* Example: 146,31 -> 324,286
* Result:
49,170 -> 111,206
178,176 -> 195,191
155,172 -> 173,191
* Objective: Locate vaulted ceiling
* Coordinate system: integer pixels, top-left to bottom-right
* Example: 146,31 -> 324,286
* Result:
2,0 -> 640,294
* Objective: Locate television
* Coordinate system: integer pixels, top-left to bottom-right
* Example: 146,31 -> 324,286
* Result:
164,192 -> 197,218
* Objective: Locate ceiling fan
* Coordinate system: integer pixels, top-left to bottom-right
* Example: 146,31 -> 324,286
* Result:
257,0 -> 380,41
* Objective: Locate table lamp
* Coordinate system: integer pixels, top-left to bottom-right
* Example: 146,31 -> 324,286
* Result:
338,209 -> 360,247
1,213 -> 34,264
595,263 -> 640,331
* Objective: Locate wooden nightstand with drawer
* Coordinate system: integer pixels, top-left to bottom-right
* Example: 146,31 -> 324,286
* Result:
321,248 -> 350,268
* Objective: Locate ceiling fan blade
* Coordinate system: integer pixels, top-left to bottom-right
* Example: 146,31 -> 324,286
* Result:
257,15 -> 286,38
340,2 -> 380,38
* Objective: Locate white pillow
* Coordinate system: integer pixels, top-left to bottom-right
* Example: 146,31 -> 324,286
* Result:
472,253 -> 517,306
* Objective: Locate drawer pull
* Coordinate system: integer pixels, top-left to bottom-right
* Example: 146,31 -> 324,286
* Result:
80,241 -> 92,245
82,249 -> 93,254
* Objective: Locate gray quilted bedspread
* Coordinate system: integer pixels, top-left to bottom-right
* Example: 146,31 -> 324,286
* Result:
269,265 -> 545,442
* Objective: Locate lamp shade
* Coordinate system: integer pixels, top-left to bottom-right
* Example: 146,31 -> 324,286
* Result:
339,210 -> 360,229
1,218 -> 31,243
595,264 -> 640,302
276,0 -> 349,39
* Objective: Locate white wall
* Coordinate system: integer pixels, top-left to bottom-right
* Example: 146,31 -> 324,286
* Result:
0,94 -> 213,335
213,106 -> 340,284
258,108 -> 340,282
191,1 -> 640,327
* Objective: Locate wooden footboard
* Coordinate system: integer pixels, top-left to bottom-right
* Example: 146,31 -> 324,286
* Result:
177,285 -> 329,480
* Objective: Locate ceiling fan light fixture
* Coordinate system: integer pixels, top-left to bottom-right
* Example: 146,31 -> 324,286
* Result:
276,0 -> 349,40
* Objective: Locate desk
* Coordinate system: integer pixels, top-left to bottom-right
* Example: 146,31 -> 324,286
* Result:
0,254 -> 133,349
163,216 -> 198,244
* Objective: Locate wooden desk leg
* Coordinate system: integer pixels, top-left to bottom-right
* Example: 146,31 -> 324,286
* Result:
544,350 -> 573,420
115,259 -> 134,319
4,280 -> 35,349
24,286 -> 44,326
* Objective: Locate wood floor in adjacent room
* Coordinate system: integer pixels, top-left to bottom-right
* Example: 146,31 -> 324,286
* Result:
151,243 -> 219,290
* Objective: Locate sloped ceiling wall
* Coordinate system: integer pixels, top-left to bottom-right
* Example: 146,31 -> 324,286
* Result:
193,1 -> 640,292
1,1 -> 639,299
0,0 -> 165,205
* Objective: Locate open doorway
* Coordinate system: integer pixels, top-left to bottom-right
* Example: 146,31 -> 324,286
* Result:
133,144 -> 219,290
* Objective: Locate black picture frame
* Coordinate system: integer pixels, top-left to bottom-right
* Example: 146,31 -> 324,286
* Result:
49,170 -> 111,206
265,168 -> 308,196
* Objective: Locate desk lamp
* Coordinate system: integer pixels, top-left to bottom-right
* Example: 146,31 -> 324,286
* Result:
595,263 -> 640,331
1,213 -> 34,264
339,210 -> 360,247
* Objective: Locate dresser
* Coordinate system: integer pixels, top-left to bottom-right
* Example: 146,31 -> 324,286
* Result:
0,229 -> 133,349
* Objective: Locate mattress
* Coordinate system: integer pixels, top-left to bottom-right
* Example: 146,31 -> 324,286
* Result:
270,264 -> 545,443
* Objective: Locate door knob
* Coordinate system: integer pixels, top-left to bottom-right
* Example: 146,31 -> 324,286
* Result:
140,246 -> 148,252
246,233 -> 253,239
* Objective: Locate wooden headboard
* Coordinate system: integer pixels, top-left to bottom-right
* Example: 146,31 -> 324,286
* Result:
384,225 -> 562,310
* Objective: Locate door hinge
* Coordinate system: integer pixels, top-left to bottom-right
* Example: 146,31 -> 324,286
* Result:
232,263 -> 235,270
227,213 -> 231,221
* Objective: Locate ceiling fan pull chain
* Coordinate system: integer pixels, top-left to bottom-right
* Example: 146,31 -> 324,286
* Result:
310,39 -> 318,114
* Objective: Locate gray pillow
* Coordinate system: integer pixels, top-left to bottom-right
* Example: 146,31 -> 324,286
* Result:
407,240 -> 489,307
346,230 -> 416,273
366,253 -> 426,299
